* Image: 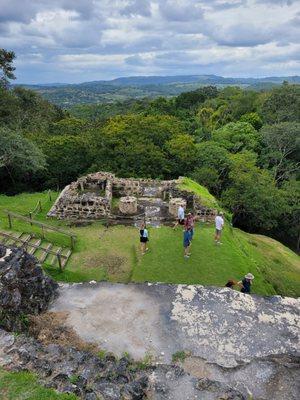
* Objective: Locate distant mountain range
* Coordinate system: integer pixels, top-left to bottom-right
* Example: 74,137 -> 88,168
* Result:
15,74 -> 300,107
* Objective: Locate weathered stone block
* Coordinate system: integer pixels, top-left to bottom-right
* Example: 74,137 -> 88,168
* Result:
169,198 -> 186,217
119,196 -> 137,215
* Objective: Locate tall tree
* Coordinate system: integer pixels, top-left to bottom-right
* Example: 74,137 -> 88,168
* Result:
0,49 -> 16,88
260,122 -> 300,183
260,84 -> 300,124
0,127 -> 46,190
212,122 -> 261,153
221,152 -> 284,232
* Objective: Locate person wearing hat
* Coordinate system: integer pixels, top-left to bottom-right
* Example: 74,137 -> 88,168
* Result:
214,211 -> 224,244
238,273 -> 254,294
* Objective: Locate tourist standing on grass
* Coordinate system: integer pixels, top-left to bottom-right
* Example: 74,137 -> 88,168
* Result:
183,227 -> 192,259
139,223 -> 149,255
185,212 -> 195,241
173,204 -> 185,229
214,211 -> 224,244
238,273 -> 254,294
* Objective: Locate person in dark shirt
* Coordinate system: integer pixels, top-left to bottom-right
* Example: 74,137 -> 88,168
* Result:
139,223 -> 149,255
238,273 -> 254,294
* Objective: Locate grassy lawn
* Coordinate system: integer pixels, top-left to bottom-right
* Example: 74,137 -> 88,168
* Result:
132,223 -> 275,294
0,369 -> 77,400
0,192 -> 299,297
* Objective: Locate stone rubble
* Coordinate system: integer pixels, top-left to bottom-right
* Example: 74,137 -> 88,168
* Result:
0,244 -> 58,331
0,328 -> 250,400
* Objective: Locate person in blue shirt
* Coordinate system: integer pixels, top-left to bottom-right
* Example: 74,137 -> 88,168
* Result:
183,227 -> 192,259
139,223 -> 149,255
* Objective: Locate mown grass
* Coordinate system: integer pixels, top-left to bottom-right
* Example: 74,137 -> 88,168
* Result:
132,224 -> 281,296
0,191 -> 299,297
0,369 -> 77,400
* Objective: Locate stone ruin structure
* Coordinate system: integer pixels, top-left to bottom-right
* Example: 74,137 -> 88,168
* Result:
48,172 -> 217,225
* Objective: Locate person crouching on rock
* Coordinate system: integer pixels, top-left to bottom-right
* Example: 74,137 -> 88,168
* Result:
225,279 -> 237,288
183,227 -> 192,259
140,223 -> 149,255
238,273 -> 254,294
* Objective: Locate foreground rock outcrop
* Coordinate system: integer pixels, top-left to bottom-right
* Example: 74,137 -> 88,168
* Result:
0,244 -> 58,331
0,244 -> 299,399
50,282 -> 300,366
1,328 -> 299,400
49,282 -> 300,399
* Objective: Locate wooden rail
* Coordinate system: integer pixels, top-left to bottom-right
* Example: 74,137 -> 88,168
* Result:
5,210 -> 76,249
29,190 -> 52,224
0,231 -> 70,270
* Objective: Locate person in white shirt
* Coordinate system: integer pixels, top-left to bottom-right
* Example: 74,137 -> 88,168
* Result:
214,211 -> 224,244
173,204 -> 185,229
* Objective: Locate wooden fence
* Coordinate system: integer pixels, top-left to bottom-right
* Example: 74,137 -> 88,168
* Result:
5,211 -> 76,249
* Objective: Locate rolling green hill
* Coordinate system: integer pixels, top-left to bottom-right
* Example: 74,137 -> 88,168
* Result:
14,74 -> 300,107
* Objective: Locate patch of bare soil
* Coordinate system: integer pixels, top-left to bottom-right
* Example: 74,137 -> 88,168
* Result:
102,254 -> 126,275
80,252 -> 125,275
28,312 -> 99,353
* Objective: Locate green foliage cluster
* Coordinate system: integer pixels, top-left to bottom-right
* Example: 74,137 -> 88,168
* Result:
0,51 -> 299,251
172,351 -> 188,363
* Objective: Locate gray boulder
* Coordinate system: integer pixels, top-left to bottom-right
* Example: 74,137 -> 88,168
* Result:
0,244 -> 58,331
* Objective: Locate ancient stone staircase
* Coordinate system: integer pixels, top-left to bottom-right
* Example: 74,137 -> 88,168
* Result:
0,230 -> 72,269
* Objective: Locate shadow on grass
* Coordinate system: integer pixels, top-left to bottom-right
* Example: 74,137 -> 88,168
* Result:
43,264 -> 107,283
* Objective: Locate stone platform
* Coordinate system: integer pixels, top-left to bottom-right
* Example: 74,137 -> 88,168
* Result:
50,282 -> 300,366
48,282 -> 300,399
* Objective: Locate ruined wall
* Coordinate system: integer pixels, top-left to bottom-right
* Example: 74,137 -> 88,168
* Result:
48,178 -> 112,220
112,177 -> 173,197
48,172 -> 216,222
193,197 -> 217,222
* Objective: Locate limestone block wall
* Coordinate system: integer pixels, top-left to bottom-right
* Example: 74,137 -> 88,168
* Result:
47,172 -> 216,222
119,196 -> 138,214
112,178 -> 174,197
48,182 -> 112,220
169,198 -> 187,217
194,197 -> 217,222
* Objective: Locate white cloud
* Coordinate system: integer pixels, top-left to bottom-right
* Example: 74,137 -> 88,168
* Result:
0,0 -> 299,83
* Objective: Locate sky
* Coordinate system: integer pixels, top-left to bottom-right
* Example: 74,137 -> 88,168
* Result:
0,0 -> 299,84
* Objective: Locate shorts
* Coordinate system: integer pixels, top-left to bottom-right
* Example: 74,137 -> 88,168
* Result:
140,237 -> 148,243
215,228 -> 222,234
178,219 -> 184,225
183,240 -> 190,248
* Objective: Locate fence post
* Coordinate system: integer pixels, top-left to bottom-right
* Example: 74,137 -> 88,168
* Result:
57,251 -> 62,271
48,190 -> 52,202
70,235 -> 75,250
29,212 -> 33,226
7,213 -> 12,229
38,200 -> 42,212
